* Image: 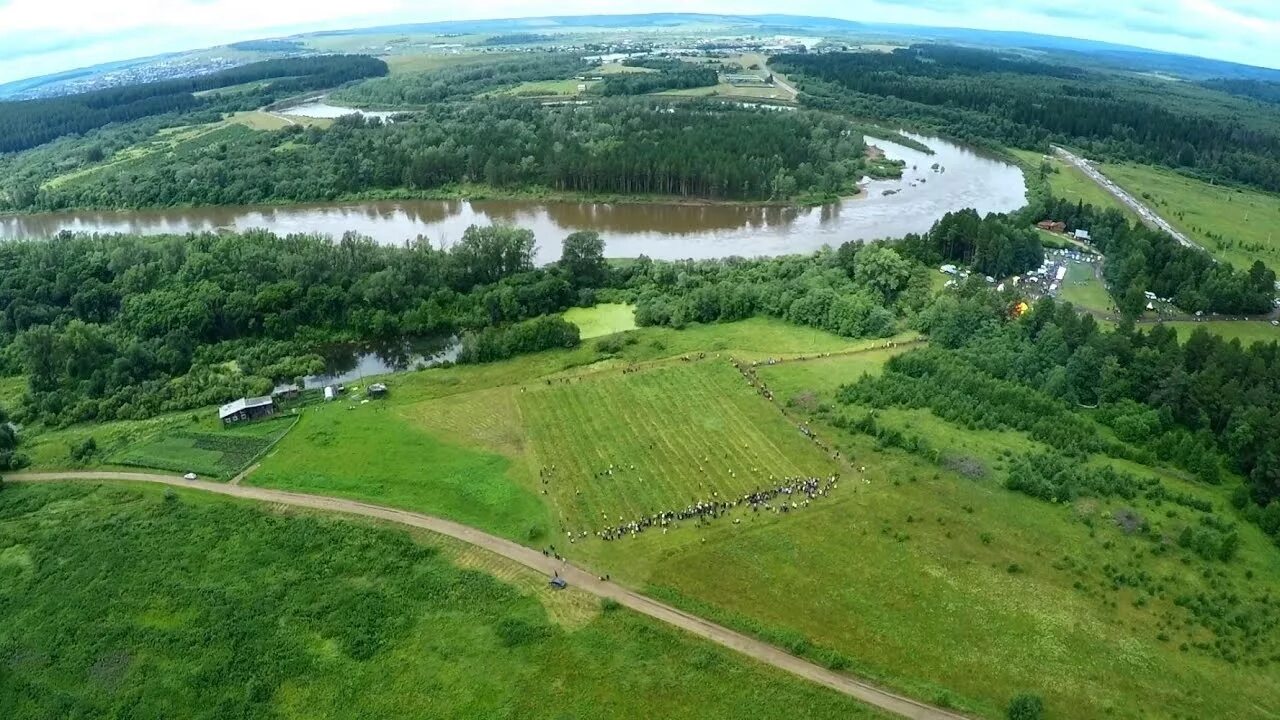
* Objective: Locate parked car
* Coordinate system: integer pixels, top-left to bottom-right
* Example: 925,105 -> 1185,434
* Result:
183,472 -> 197,481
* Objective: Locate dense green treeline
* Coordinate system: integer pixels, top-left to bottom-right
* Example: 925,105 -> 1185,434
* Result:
0,226 -> 579,425
1200,78 -> 1280,105
0,56 -> 387,153
619,243 -> 924,339
852,289 -> 1280,543
17,100 -> 872,210
897,208 -> 1044,278
775,46 -> 1280,192
332,53 -> 587,107
594,59 -> 718,95
1034,196 -> 1276,315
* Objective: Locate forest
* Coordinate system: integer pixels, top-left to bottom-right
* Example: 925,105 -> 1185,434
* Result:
621,243 -> 925,338
16,100 -> 875,210
896,208 -> 1044,278
331,53 -> 587,106
0,55 -> 387,153
845,288 -> 1280,547
594,59 -> 719,96
774,46 -> 1280,192
0,226 -> 581,426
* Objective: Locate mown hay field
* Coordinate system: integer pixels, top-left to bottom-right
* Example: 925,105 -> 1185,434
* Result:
519,360 -> 839,531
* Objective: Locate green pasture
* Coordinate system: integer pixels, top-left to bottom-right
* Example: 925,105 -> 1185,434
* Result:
1101,161 -> 1280,269
1161,320 -> 1280,347
0,482 -> 884,720
1010,149 -> 1135,218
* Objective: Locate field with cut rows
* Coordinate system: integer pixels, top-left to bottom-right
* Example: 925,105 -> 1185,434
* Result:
519,360 -> 839,531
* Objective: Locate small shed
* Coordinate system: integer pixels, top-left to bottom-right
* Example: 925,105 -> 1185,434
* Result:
324,386 -> 337,402
219,396 -> 276,424
1074,229 -> 1092,242
368,383 -> 388,398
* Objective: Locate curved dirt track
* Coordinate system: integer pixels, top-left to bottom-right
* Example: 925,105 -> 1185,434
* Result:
8,471 -> 969,720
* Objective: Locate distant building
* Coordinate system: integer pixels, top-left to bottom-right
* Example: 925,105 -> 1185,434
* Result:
1074,229 -> 1092,242
1037,220 -> 1066,233
272,384 -> 300,400
219,396 -> 276,424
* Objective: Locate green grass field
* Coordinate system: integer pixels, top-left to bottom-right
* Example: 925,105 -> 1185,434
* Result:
1010,149 -> 1135,219
497,79 -> 596,97
659,82 -> 792,101
1058,261 -> 1113,313
0,481 -> 885,720
1161,320 -> 1280,347
27,318 -> 1280,719
1100,162 -> 1280,269
563,303 -> 637,338
252,399 -> 549,542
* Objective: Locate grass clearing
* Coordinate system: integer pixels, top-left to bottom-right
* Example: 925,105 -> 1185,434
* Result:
1101,161 -> 1280,269
658,82 -> 792,101
564,303 -> 637,338
1160,320 -> 1280,347
0,481 -> 884,720
0,375 -> 24,409
496,79 -> 595,97
1059,260 -> 1113,313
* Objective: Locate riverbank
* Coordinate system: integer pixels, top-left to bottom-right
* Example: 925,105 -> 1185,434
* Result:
0,133 -> 1026,265
0,181 -> 877,220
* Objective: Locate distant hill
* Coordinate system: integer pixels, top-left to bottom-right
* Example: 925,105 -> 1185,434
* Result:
3,12 -> 1277,98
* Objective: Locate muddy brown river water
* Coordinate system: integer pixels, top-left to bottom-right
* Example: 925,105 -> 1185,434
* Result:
0,133 -> 1025,264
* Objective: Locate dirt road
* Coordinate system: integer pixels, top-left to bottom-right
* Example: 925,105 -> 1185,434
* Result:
1051,146 -> 1200,251
8,471 -> 969,720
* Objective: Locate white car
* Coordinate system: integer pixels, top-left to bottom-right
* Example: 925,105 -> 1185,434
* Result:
183,472 -> 197,481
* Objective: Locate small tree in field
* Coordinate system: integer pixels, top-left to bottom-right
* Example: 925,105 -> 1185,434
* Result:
1007,693 -> 1045,720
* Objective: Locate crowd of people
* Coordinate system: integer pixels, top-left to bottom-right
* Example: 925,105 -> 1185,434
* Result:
595,474 -> 839,540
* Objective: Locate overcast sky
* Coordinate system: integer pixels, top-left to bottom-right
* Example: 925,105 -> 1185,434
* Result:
1,0 -> 1278,85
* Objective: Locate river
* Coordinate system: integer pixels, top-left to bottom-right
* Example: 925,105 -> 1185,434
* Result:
0,133 -> 1025,264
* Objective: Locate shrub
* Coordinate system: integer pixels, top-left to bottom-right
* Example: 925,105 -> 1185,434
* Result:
69,436 -> 99,463
494,616 -> 553,648
1007,693 -> 1045,720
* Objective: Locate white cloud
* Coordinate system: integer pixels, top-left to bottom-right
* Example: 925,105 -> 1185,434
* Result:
0,0 -> 1277,85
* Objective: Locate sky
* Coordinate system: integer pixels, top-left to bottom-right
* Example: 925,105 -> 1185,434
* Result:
1,0 -> 1278,85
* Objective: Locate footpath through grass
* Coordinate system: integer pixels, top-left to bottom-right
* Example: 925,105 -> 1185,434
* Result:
0,482 -> 886,720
